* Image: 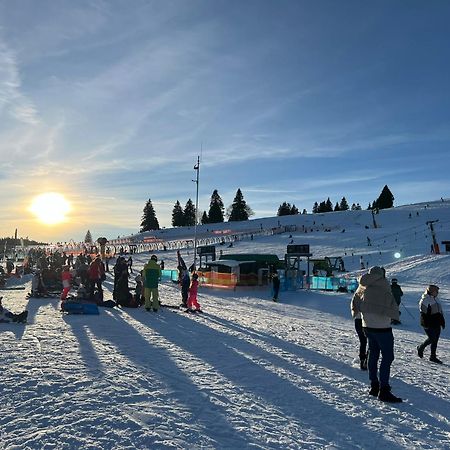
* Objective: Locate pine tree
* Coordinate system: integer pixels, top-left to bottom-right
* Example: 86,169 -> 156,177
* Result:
228,188 -> 253,221
171,200 -> 185,227
339,197 -> 349,211
183,199 -> 196,226
312,202 -> 319,213
208,189 -> 224,223
334,202 -> 340,212
84,230 -> 93,244
277,202 -> 292,216
318,201 -> 326,213
201,211 -> 209,225
374,185 -> 394,209
325,197 -> 333,212
140,199 -> 160,232
302,209 -> 307,214
290,204 -> 299,215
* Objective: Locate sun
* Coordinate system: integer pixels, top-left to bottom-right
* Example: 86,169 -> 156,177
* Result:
30,192 -> 71,225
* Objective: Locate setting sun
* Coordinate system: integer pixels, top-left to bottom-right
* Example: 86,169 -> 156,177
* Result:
29,192 -> 71,225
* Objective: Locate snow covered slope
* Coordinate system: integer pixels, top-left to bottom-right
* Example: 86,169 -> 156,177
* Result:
1,201 -> 449,449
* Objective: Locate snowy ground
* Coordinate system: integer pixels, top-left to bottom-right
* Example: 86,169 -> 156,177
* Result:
1,201 -> 449,449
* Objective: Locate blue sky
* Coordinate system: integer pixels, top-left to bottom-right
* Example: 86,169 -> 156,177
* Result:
1,0 -> 449,243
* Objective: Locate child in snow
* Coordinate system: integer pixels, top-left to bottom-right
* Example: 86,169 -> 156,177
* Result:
417,285 -> 446,364
187,273 -> 201,311
60,265 -> 73,302
0,297 -> 28,323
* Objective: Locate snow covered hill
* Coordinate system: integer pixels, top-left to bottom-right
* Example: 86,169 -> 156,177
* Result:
1,201 -> 449,449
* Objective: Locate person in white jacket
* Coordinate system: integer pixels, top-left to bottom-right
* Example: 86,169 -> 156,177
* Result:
351,266 -> 402,403
417,285 -> 446,364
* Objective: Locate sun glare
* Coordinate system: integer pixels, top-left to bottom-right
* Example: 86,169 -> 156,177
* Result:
30,192 -> 71,225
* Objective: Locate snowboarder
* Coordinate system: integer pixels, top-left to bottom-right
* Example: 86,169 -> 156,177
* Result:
143,255 -> 161,312
417,285 -> 446,364
0,297 -> 28,323
390,278 -> 403,325
187,273 -> 201,312
272,272 -> 280,302
351,266 -> 402,403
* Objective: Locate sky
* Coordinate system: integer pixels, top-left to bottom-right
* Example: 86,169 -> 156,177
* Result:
1,0 -> 450,243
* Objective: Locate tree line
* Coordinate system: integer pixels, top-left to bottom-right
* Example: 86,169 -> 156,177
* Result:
140,188 -> 254,232
140,185 -> 395,232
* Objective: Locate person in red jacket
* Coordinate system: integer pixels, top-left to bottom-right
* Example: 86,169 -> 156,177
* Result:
187,273 -> 201,311
60,265 -> 73,301
88,255 -> 105,300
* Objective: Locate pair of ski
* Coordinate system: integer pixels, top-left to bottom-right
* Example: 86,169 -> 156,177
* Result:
160,303 -> 203,314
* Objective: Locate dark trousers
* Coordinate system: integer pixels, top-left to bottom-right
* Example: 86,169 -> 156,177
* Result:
354,319 -> 367,360
89,279 -> 103,298
419,327 -> 441,356
364,328 -> 394,388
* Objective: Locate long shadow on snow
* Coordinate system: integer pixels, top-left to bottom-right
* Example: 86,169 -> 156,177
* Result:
200,312 -> 450,433
135,309 -> 404,450
83,307 -> 253,449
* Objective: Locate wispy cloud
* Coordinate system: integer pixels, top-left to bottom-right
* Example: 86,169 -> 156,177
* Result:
0,42 -> 39,125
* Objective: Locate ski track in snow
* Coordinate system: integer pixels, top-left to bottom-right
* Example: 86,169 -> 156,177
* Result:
1,201 -> 450,449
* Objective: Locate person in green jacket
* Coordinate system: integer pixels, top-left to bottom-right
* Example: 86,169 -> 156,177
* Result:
143,255 -> 161,312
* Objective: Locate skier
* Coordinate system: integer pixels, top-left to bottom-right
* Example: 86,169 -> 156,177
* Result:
351,266 -> 402,403
272,272 -> 280,302
417,285 -> 446,364
0,297 -> 28,323
390,278 -> 403,325
187,273 -> 201,312
143,255 -> 161,312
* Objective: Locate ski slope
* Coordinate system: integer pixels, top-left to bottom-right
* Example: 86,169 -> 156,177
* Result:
1,200 -> 449,449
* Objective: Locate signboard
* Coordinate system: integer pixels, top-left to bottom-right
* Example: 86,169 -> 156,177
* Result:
197,245 -> 216,255
287,244 -> 310,255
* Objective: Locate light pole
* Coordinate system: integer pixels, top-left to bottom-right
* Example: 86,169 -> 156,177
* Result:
193,155 -> 200,270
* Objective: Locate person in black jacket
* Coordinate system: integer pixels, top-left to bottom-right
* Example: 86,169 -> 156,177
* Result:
417,285 -> 446,364
390,278 -> 403,325
272,272 -> 281,302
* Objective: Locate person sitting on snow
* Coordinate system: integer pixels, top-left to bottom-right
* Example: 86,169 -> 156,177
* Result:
0,297 -> 28,323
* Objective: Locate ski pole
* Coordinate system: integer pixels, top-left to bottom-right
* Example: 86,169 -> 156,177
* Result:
401,302 -> 416,320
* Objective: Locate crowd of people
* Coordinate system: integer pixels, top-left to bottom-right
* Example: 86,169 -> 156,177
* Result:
1,252 -> 446,407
